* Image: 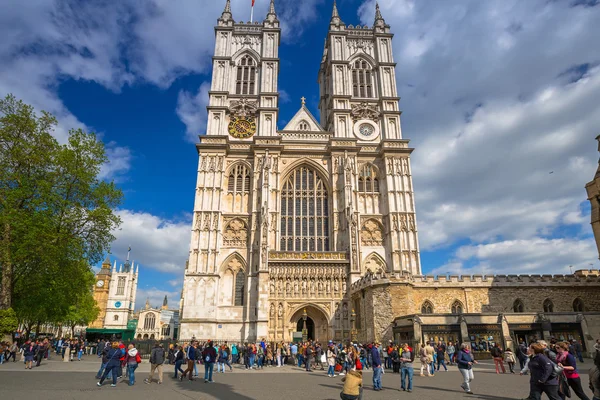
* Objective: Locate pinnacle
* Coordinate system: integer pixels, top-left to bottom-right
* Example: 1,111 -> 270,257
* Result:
374,1 -> 386,24
330,0 -> 343,25
223,0 -> 231,13
268,0 -> 276,15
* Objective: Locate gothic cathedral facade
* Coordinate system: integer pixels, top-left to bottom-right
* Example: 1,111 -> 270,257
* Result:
179,0 -> 421,342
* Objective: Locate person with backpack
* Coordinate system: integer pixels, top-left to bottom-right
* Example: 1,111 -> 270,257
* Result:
125,343 -> 140,386
97,342 -> 122,387
528,343 -> 561,400
173,345 -> 185,379
491,343 -> 506,374
400,343 -> 415,392
218,344 -> 232,372
22,340 -> 35,370
145,342 -> 165,385
202,340 -> 217,383
371,341 -> 383,391
504,347 -> 517,374
556,341 -> 591,400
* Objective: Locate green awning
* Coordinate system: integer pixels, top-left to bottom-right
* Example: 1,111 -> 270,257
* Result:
85,328 -> 134,334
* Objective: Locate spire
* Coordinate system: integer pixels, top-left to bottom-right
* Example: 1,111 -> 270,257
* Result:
102,255 -> 111,268
220,0 -> 233,23
374,1 -> 387,28
264,0 -> 278,24
162,295 -> 168,310
595,135 -> 600,180
145,298 -> 150,310
268,0 -> 276,15
330,0 -> 343,26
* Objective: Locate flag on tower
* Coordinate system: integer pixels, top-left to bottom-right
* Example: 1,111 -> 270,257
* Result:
252,0 -> 255,5
251,0 -> 255,22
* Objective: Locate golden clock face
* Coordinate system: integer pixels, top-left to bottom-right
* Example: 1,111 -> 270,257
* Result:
228,116 -> 257,139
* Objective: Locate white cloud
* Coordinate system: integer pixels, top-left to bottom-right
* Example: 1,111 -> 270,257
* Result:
355,0 -> 600,274
99,142 -> 132,181
430,237 -> 597,276
136,287 -> 181,311
111,210 -> 191,273
176,81 -> 211,143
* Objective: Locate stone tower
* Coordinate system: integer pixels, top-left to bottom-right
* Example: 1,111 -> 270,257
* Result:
179,0 -> 421,342
104,251 -> 138,329
89,256 -> 112,328
586,135 -> 600,259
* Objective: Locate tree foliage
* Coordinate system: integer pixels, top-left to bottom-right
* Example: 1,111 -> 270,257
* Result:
0,94 -> 122,327
0,308 -> 18,336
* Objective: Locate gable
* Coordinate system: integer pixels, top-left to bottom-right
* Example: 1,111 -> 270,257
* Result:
281,104 -> 324,132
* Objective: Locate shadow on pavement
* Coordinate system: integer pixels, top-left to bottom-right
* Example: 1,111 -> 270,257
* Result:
419,385 -> 521,399
174,376 -> 256,400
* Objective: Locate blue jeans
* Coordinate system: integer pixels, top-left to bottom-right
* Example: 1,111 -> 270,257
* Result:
249,354 -> 255,368
257,355 -> 263,368
401,366 -> 413,390
328,365 -> 335,375
373,366 -> 382,389
448,352 -> 454,364
78,350 -> 83,360
429,362 -> 435,375
127,364 -> 137,385
204,362 -> 214,382
437,357 -> 447,371
97,362 -> 107,378
193,361 -> 198,376
100,365 -> 119,385
298,354 -> 304,367
174,360 -> 184,377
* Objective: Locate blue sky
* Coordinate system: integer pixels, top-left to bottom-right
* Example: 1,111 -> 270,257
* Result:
1,0 -> 599,309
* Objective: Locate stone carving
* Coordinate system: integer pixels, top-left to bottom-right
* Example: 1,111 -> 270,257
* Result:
278,303 -> 283,317
363,254 -> 386,275
361,219 -> 384,246
223,218 -> 248,247
350,102 -> 381,123
229,99 -> 258,117
270,303 -> 275,317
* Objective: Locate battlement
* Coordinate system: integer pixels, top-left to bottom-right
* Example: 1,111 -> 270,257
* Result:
350,269 -> 600,292
345,25 -> 374,35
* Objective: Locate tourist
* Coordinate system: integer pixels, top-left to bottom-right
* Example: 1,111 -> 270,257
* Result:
589,350 -> 600,400
22,340 -> 35,370
426,342 -> 436,376
517,339 -> 529,371
436,341 -> 448,371
305,343 -> 314,372
180,342 -> 196,381
97,342 -> 122,387
491,343 -> 506,374
527,343 -> 561,400
419,343 -> 431,377
117,341 -> 126,379
504,347 -> 516,374
390,344 -> 401,374
193,342 -> 201,377
556,341 -> 591,400
276,343 -> 283,367
167,344 -> 175,365
266,343 -> 273,366
219,343 -> 233,372
202,340 -> 217,383
125,343 -> 140,386
35,339 -> 47,367
447,342 -> 456,366
77,341 -> 84,361
97,339 -> 105,358
326,344 -> 336,377
341,361 -> 363,400
372,341 -> 383,391
257,343 -> 265,369
173,345 -> 184,379
457,342 -> 478,395
7,341 -> 17,362
400,343 -> 415,392
315,342 -> 324,371
574,340 -> 585,363
145,341 -> 165,384
231,343 -> 239,364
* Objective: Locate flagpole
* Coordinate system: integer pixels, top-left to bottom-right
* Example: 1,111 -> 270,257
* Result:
250,4 -> 254,23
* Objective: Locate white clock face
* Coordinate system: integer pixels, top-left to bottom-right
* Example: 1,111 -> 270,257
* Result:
353,119 -> 380,141
96,280 -> 104,287
359,123 -> 375,137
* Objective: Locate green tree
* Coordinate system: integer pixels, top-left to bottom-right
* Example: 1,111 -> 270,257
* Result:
63,284 -> 100,337
0,94 -> 123,316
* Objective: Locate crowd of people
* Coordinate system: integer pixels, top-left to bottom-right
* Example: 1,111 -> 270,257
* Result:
3,335 -> 600,400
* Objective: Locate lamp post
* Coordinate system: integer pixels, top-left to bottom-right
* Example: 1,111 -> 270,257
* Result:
350,309 -> 357,342
302,308 -> 308,342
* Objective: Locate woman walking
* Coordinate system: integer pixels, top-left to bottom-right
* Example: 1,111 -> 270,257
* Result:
457,342 -> 478,395
23,341 -> 35,370
125,343 -> 140,386
447,342 -> 456,366
97,342 -> 122,387
419,343 -> 431,377
556,341 -> 591,400
326,344 -> 336,377
173,345 -> 185,379
527,343 -> 561,400
504,347 -> 516,374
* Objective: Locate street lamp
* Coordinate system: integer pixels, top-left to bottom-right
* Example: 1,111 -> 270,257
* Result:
350,309 -> 357,341
302,308 -> 308,342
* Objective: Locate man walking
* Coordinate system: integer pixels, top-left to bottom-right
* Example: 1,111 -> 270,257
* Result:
573,340 -> 584,363
145,342 -> 165,384
371,341 -> 383,391
180,342 -> 196,381
202,340 -> 217,383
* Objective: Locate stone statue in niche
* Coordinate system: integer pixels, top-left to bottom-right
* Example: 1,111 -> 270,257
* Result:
270,303 -> 275,317
342,280 -> 347,292
343,303 -> 348,318
294,280 -> 299,295
278,303 -> 283,317
302,279 -> 307,293
285,281 -> 290,294
270,281 -> 275,294
276,279 -> 282,293
326,279 -> 331,293
334,279 -> 339,292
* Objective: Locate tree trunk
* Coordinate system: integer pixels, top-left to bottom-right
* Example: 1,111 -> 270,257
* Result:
71,325 -> 75,338
35,320 -> 41,337
25,323 -> 31,339
0,223 -> 12,309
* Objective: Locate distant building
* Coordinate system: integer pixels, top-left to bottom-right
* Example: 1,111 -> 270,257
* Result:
135,296 -> 179,340
87,251 -> 139,340
586,135 -> 600,259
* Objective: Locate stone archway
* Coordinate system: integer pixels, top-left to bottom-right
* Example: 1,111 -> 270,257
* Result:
288,305 -> 330,342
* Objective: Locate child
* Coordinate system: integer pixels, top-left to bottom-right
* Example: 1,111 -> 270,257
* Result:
504,348 -> 516,374
341,363 -> 363,400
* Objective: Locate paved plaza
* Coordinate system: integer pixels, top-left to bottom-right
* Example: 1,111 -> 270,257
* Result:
0,357 -> 594,400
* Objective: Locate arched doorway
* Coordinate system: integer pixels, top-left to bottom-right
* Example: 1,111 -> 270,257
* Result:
296,317 -> 315,340
288,305 -> 330,342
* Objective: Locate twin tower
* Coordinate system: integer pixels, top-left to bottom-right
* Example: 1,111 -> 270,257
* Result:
179,0 -> 421,342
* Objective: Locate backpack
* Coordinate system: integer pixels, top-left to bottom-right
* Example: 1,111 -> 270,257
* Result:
135,353 -> 142,363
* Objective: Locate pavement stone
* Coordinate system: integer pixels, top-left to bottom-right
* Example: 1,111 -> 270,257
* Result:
0,358 -> 594,400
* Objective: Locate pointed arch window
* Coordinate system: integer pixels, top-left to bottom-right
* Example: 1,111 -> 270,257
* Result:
236,55 -> 257,95
234,270 -> 245,306
351,59 -> 375,98
280,166 -> 329,251
513,299 -> 524,313
358,164 -> 379,193
227,164 -> 251,194
421,301 -> 434,314
543,299 -> 554,313
573,298 -> 585,312
144,313 -> 156,330
298,121 -> 309,131
451,300 -> 464,315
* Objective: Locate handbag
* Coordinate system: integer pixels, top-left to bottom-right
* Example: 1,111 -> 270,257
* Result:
355,358 -> 363,370
558,373 -> 571,398
135,353 -> 142,363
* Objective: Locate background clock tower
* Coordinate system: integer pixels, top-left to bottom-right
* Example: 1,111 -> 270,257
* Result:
104,250 -> 138,329
89,256 -> 112,329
